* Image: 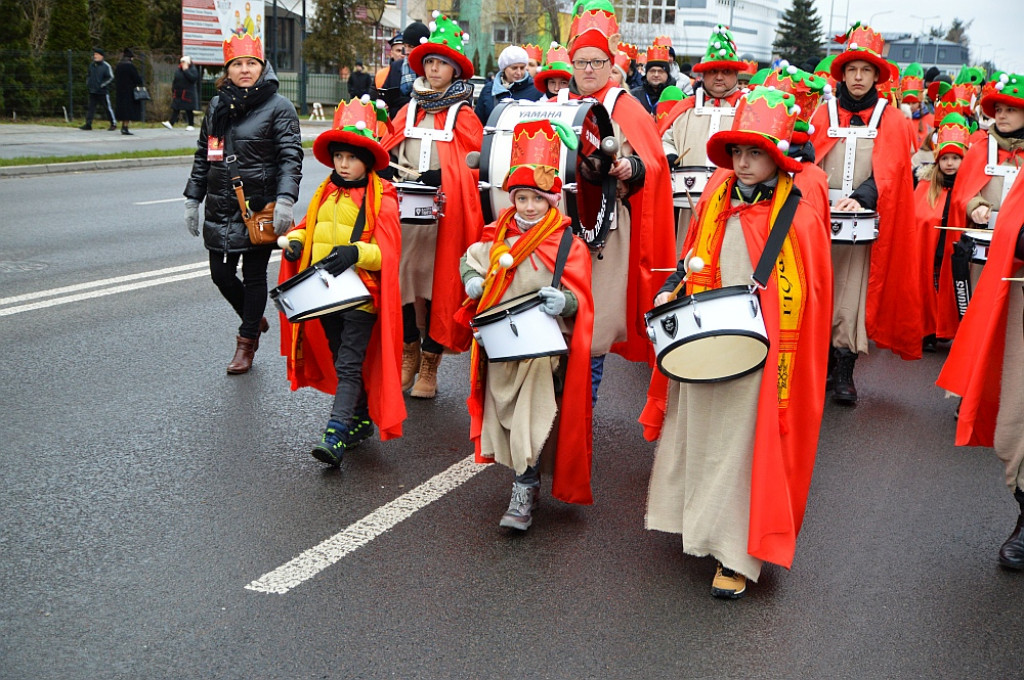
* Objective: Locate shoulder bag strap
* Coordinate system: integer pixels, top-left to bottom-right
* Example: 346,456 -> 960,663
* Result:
224,129 -> 251,220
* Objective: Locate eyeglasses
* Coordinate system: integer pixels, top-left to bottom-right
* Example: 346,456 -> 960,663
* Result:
572,58 -> 609,71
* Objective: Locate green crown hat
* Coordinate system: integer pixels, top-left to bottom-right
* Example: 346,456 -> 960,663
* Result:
407,10 -> 474,80
763,61 -> 832,135
534,42 -> 573,94
692,24 -> 747,73
955,65 -> 987,87
901,62 -> 925,103
932,112 -> 972,158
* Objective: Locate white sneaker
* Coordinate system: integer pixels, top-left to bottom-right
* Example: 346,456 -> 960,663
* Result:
161,121 -> 172,129
185,125 -> 195,131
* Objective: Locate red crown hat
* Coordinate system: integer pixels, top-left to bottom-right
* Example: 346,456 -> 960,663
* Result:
877,60 -> 902,105
830,23 -> 893,84
637,51 -> 648,66
223,33 -> 264,65
408,11 -> 474,79
502,119 -> 579,194
646,44 -> 671,66
706,89 -> 803,174
981,72 -> 1024,117
312,96 -> 392,171
762,62 -> 832,141
653,35 -> 672,47
534,43 -> 573,93
933,85 -> 969,122
567,9 -> 621,59
613,51 -> 630,75
522,44 -> 543,63
901,63 -> 925,103
618,42 -> 638,61
933,113 -> 971,158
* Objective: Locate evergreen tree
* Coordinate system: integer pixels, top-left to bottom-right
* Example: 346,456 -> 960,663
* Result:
305,0 -> 380,71
101,0 -> 151,54
772,0 -> 824,69
46,0 -> 91,51
0,0 -> 39,114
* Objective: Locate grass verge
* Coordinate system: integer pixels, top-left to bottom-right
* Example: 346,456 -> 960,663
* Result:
0,138 -> 314,167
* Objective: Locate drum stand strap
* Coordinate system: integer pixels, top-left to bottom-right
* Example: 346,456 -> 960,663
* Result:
750,189 -> 802,290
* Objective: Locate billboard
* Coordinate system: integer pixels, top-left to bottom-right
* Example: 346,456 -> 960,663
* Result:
182,0 -> 266,66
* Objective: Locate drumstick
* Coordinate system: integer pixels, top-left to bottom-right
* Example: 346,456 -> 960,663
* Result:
1003,277 -> 1024,282
666,250 -> 705,301
934,225 -> 993,233
389,161 -> 421,179
651,268 -> 679,271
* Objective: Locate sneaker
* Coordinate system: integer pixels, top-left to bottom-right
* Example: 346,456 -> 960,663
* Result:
79,124 -> 92,130
342,414 -> 375,449
711,564 -> 747,599
310,420 -> 346,466
185,125 -> 195,131
499,482 -> 539,531
162,121 -> 173,129
121,128 -> 133,135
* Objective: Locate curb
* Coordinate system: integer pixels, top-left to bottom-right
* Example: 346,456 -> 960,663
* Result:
0,154 -> 194,178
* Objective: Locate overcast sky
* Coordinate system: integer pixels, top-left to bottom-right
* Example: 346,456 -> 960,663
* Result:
808,0 -> 1024,73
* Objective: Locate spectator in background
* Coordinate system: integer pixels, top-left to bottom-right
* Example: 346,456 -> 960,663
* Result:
114,48 -> 144,135
473,45 -> 542,124
164,55 -> 199,131
381,21 -> 430,118
80,48 -> 116,130
348,60 -> 373,99
375,33 -> 405,93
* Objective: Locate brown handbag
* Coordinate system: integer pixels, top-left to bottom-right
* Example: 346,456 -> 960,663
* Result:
225,130 -> 285,245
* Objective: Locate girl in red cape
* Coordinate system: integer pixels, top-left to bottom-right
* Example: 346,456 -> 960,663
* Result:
640,89 -> 833,599
277,97 -> 406,465
379,12 -> 484,400
936,173 -> 1024,571
459,119 -> 595,526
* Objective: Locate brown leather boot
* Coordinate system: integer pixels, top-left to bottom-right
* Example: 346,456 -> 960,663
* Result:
401,342 -> 420,392
409,351 -> 442,398
226,335 -> 257,374
254,317 -> 269,351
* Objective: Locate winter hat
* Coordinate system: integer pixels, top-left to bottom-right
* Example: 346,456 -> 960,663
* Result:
498,45 -> 529,72
932,113 -> 971,159
901,63 -> 925,104
328,142 -> 377,170
408,11 -> 473,79
830,23 -> 892,84
706,88 -> 803,175
313,95 -> 392,171
761,61 -> 832,145
567,0 -> 620,59
93,47 -> 105,57
981,72 -> 1024,118
122,48 -> 134,59
534,43 -> 573,94
924,66 -> 940,84
402,21 -> 430,47
223,34 -> 264,65
502,119 -> 579,198
692,25 -> 746,73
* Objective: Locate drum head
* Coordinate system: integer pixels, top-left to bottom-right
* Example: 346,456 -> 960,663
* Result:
658,333 -> 769,383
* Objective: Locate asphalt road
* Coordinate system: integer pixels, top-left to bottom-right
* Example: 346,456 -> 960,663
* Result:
2,162 -> 1022,679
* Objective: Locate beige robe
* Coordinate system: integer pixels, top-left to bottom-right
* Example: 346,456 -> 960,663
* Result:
397,115 -> 443,304
645,206 -> 764,581
995,267 -> 1024,490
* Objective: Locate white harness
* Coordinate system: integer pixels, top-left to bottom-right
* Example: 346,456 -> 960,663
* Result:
826,97 -> 888,201
693,89 -> 737,166
403,99 -> 468,172
984,133 -> 1020,215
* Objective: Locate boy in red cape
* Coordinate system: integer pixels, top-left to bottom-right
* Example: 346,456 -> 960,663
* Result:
459,119 -> 595,526
277,96 -> 406,465
808,22 -> 924,406
640,88 -> 832,599
562,4 -> 676,403
936,175 -> 1024,571
379,11 -> 484,399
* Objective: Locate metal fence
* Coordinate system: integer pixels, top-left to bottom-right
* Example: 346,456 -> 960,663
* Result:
0,49 -> 347,121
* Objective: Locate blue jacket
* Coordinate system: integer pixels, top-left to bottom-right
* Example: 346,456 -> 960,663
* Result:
474,74 -> 543,125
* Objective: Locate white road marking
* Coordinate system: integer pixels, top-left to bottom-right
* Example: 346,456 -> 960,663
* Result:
0,262 -> 208,306
245,455 -> 486,595
134,197 -> 187,205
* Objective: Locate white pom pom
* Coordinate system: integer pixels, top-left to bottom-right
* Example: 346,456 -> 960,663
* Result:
498,253 -> 514,269
792,104 -> 801,115
766,85 -> 776,91
277,235 -> 290,249
355,120 -> 366,130
777,139 -> 790,152
807,123 -> 816,134
1013,78 -> 1019,85
787,65 -> 797,75
432,9 -> 440,18
429,21 -> 437,31
714,41 -> 722,49
376,99 -> 386,109
932,132 -> 939,145
439,27 -> 445,33
849,42 -> 858,50
360,93 -> 370,103
823,84 -> 833,95
996,82 -> 1005,91
419,37 -> 428,44
688,256 -> 705,273
463,32 -> 470,41
550,41 -> 559,49
1000,73 -> 1010,83
718,48 -> 727,56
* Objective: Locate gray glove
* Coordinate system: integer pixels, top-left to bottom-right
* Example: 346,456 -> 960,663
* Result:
538,286 -> 566,316
185,198 -> 200,237
273,196 -> 295,236
465,276 -> 485,300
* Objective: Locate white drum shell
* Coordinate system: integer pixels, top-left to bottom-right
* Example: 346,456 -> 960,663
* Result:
830,210 -> 879,243
671,167 -> 714,208
471,293 -> 568,362
965,230 -> 993,264
645,285 -> 769,383
395,182 -> 443,223
271,266 -> 371,323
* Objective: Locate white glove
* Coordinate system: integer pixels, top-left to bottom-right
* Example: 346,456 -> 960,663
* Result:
465,276 -> 485,300
273,196 -> 295,236
185,198 -> 200,237
538,286 -> 566,316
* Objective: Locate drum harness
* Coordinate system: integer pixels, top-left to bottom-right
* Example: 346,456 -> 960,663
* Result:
692,88 -> 736,169
403,99 -> 469,173
982,133 -> 1020,227
825,96 -> 887,204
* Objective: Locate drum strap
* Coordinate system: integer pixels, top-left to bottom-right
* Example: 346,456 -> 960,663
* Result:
935,189 -> 954,290
985,133 -> 1020,207
751,190 -> 801,289
550,227 -> 573,289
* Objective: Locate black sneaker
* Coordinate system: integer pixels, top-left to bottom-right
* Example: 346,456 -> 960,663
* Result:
310,420 -> 346,466
79,124 -> 92,130
342,414 -> 375,449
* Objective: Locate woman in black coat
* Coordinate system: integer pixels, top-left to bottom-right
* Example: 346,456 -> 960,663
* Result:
183,38 -> 303,374
114,49 -> 144,135
164,56 -> 200,130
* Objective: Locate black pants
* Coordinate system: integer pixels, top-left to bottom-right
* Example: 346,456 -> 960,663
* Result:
320,309 -> 377,423
169,108 -> 195,126
85,92 -> 116,125
208,248 -> 272,339
402,301 -> 445,354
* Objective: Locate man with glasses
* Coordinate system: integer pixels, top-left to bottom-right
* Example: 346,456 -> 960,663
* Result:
564,6 -> 676,404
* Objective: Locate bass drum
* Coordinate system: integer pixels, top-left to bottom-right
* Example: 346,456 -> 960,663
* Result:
479,98 -> 614,249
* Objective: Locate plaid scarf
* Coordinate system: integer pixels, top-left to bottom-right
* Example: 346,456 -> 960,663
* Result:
412,77 -> 473,113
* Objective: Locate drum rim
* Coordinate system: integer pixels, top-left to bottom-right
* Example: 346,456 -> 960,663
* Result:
484,347 -> 569,362
671,165 -> 717,173
279,295 -> 374,322
645,284 -> 759,321
655,330 -> 769,384
394,181 -> 442,195
830,209 -> 880,217
470,290 -> 545,327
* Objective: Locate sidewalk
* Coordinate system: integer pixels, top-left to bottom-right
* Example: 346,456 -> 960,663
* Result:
0,118 -> 332,177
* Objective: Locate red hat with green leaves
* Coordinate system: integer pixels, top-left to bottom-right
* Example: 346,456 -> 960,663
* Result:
692,25 -> 746,73
762,61 -> 832,144
656,86 -> 685,124
313,96 -> 392,171
981,72 -> 1024,118
408,11 -> 474,79
830,23 -> 893,84
706,88 -> 803,174
534,43 -> 573,93
901,63 -> 925,104
932,113 -> 971,159
502,119 -> 579,196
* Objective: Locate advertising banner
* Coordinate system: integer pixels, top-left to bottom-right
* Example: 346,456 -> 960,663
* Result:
182,0 -> 265,66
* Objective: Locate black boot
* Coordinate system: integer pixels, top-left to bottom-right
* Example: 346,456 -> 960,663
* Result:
832,348 -> 858,405
998,487 -> 1024,570
825,346 -> 836,393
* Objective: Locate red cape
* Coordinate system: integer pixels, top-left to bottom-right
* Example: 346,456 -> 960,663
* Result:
911,111 -> 933,151
381,101 -> 484,352
466,219 -> 596,504
570,82 -> 677,363
277,177 -> 407,441
639,173 -> 833,568
937,176 -> 1024,447
914,179 -> 960,339
949,131 -> 1012,232
809,103 -> 925,359
656,89 -> 744,137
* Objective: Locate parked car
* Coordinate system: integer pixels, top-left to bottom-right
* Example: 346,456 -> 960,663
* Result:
469,76 -> 487,105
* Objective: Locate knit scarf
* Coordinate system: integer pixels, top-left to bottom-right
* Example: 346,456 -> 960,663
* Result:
688,173 -> 807,406
837,82 -> 879,114
412,77 -> 473,113
211,76 -> 278,139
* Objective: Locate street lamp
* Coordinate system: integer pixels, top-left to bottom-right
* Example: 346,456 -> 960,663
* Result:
910,14 -> 939,35
868,10 -> 893,27
911,15 -> 939,63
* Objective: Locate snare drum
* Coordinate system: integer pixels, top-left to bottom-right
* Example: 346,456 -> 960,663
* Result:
671,166 -> 714,208
645,285 -> 769,383
830,210 -> 879,244
470,291 -> 568,362
271,255 -> 371,323
964,229 -> 994,264
395,182 -> 445,224
480,99 -> 614,248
